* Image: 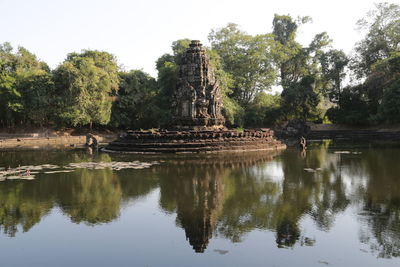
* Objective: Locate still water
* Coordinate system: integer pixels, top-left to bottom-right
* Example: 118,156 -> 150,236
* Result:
0,142 -> 399,267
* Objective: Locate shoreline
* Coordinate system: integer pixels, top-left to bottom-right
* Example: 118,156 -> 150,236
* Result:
2,124 -> 400,150
0,133 -> 118,149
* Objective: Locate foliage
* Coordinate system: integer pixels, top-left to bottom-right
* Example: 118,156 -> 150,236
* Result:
272,14 -> 331,121
209,23 -> 277,106
272,15 -> 312,88
326,3 -> 400,125
281,76 -> 321,121
353,2 -> 400,78
221,95 -> 244,127
1,3 -> 399,129
155,39 -> 191,125
53,50 -> 119,128
326,85 -> 369,125
379,80 -> 400,122
0,43 -> 54,127
244,92 -> 282,127
110,70 -> 164,129
319,49 -> 349,104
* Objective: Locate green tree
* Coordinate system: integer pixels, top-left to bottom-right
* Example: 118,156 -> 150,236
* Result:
206,49 -> 241,126
15,47 -> 54,126
110,70 -> 163,129
209,23 -> 277,106
272,15 -> 329,121
0,42 -> 19,126
245,92 -> 281,127
272,15 -> 311,88
331,3 -> 400,125
281,75 -> 321,120
346,2 -> 400,122
326,85 -> 369,125
319,49 -> 349,104
155,39 -> 191,124
376,53 -> 400,122
53,50 -> 119,129
353,2 -> 400,78
0,43 -> 53,127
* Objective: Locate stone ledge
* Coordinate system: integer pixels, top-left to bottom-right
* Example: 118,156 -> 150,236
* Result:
105,129 -> 285,154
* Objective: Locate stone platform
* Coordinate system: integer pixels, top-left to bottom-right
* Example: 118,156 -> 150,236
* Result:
104,129 -> 286,153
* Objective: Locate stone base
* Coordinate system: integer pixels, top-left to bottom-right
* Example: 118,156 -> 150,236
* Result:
171,117 -> 226,129
104,129 -> 286,153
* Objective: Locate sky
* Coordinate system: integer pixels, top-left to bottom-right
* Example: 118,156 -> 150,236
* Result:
0,0 -> 397,77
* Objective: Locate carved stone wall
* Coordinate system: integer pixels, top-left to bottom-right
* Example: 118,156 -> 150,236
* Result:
172,40 -> 225,129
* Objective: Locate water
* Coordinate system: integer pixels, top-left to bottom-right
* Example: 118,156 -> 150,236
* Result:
0,142 -> 399,267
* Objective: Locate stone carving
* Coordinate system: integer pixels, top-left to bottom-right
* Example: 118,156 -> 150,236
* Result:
172,40 -> 225,129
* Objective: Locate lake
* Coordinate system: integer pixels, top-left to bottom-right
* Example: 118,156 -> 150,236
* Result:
0,141 -> 399,267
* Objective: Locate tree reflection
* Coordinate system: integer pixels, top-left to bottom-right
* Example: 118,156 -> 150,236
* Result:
57,168 -> 122,224
0,151 -> 158,236
215,147 -> 350,248
357,149 -> 400,258
0,182 -> 53,237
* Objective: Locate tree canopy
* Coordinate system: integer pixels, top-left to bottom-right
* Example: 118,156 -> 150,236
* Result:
1,2 -> 399,129
53,50 -> 119,128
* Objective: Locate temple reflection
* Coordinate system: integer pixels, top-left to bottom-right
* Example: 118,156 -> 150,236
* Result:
157,151 -> 281,252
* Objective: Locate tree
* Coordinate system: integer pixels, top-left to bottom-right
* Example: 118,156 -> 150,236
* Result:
281,75 -> 321,120
206,49 -> 241,127
272,15 -> 312,88
0,43 -> 53,127
53,50 -> 119,129
244,92 -> 281,127
272,15 -> 330,121
0,42 -> 19,126
353,2 -> 400,78
319,49 -> 349,104
326,3 -> 400,125
209,23 -> 277,106
155,39 -> 191,116
15,47 -> 54,126
326,85 -> 369,125
376,53 -> 400,122
110,70 -> 162,129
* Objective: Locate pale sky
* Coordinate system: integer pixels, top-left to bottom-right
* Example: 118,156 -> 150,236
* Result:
1,0 -> 397,77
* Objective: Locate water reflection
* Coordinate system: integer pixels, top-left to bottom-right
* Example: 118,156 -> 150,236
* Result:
0,146 -> 400,258
357,149 -> 400,258
157,152 -> 279,252
0,151 -> 158,236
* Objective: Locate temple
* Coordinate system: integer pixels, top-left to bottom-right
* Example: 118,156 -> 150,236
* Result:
172,40 -> 225,129
104,40 -> 286,153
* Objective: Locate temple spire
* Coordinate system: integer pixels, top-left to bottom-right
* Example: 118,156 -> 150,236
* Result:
172,40 -> 225,129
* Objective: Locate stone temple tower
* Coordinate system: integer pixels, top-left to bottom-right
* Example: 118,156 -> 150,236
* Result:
172,40 -> 225,129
